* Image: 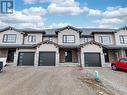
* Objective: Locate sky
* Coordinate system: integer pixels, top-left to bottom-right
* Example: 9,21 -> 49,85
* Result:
0,0 -> 127,29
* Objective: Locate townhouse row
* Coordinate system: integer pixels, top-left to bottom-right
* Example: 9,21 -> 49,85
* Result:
0,25 -> 127,67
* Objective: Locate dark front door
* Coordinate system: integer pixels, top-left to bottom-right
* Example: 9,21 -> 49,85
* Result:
18,52 -> 35,66
7,49 -> 16,62
84,53 -> 101,67
39,52 -> 56,66
65,50 -> 72,62
125,50 -> 127,57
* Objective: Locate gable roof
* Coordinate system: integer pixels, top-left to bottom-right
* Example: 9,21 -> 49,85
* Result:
0,26 -> 45,34
0,26 -> 25,34
20,28 -> 45,33
0,26 -> 120,36
43,27 -> 116,35
80,40 -> 104,48
55,25 -> 82,33
115,26 -> 127,31
34,40 -> 58,47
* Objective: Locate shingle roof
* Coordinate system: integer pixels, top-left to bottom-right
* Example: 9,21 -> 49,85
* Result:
42,27 -> 116,35
0,26 -> 25,34
58,45 -> 80,48
0,26 -> 120,36
43,28 -> 57,35
55,25 -> 82,33
34,40 -> 58,47
104,45 -> 127,49
0,26 -> 45,33
20,28 -> 45,33
80,40 -> 104,47
0,44 -> 35,48
80,28 -> 116,35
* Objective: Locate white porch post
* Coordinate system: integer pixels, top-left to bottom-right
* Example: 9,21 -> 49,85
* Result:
14,48 -> 18,66
81,48 -> 84,67
56,48 -> 59,66
34,47 -> 39,66
77,48 -> 81,66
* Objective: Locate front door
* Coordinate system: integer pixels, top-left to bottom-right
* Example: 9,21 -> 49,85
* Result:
7,49 -> 16,62
65,50 -> 72,62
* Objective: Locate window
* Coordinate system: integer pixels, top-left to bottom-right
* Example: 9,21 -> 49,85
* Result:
63,35 -> 75,43
120,58 -> 127,62
3,34 -> 16,43
99,36 -> 111,44
28,35 -> 36,42
49,37 -> 53,41
84,37 -> 93,42
120,35 -> 127,44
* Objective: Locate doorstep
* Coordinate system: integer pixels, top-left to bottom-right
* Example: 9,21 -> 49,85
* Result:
58,63 -> 80,66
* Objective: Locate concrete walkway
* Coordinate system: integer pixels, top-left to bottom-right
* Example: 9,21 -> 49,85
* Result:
85,67 -> 127,95
0,66 -> 96,95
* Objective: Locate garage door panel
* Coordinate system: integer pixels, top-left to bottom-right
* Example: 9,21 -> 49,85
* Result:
39,52 -> 55,66
84,53 -> 101,67
18,52 -> 34,66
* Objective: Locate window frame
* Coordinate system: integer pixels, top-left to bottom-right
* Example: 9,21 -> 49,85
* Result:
84,37 -> 93,42
28,35 -> 36,42
49,37 -> 53,41
3,34 -> 17,43
99,36 -> 111,44
119,35 -> 127,44
119,58 -> 127,62
63,35 -> 75,43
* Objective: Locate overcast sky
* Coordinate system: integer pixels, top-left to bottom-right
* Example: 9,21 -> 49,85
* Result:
0,0 -> 127,29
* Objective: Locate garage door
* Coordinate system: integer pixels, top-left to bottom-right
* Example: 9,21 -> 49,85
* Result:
84,53 -> 101,67
18,52 -> 35,66
39,52 -> 56,66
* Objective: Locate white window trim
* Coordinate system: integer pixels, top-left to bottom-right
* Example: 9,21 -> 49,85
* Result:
28,35 -> 36,42
99,35 -> 112,44
3,34 -> 17,43
63,35 -> 75,43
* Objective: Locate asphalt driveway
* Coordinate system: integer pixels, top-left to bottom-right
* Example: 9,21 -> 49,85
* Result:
0,66 -> 96,95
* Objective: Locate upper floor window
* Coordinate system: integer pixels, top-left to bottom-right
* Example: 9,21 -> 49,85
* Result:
63,35 -> 75,43
28,35 -> 36,42
49,37 -> 53,41
84,37 -> 93,42
99,36 -> 111,44
120,35 -> 127,44
3,34 -> 16,43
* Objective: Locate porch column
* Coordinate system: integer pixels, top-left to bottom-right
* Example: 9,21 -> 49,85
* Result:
120,49 -> 125,58
77,48 -> 81,65
56,49 -> 59,66
14,48 -> 18,66
81,48 -> 84,67
34,47 -> 39,66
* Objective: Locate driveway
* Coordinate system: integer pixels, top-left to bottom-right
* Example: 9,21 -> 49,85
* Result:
85,67 -> 127,95
0,66 -> 96,95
